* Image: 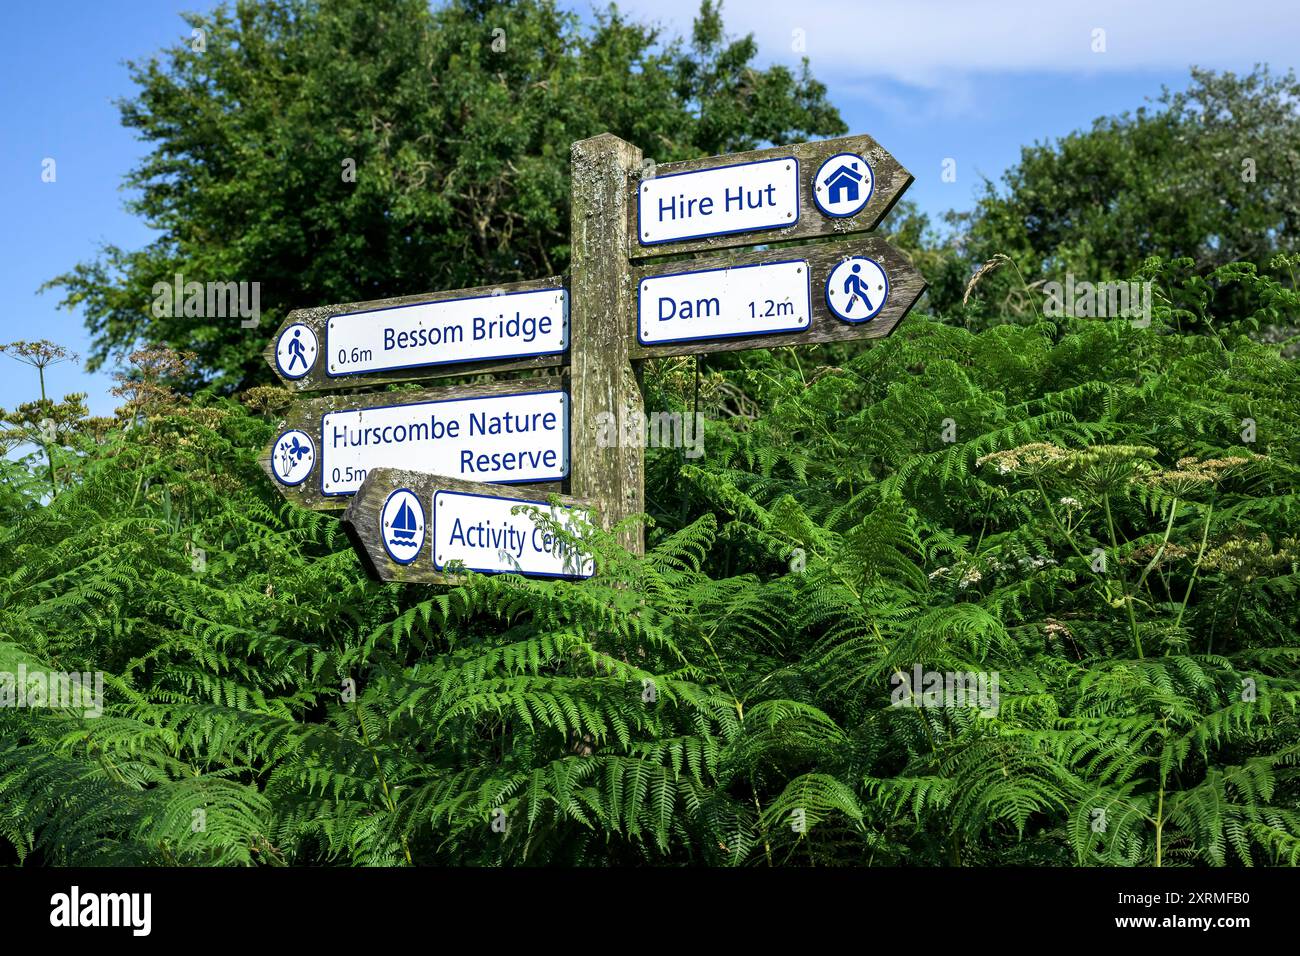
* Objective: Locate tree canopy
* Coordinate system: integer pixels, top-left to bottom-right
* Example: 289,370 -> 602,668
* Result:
932,66 -> 1300,319
48,0 -> 845,392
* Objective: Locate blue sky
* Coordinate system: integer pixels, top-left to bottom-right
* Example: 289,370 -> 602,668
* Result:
2,0 -> 1296,417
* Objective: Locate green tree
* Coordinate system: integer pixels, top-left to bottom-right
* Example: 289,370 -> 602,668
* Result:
46,0 -> 844,392
937,67 -> 1300,319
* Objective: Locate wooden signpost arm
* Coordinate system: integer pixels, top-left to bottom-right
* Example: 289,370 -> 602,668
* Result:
626,133 -> 913,260
630,237 -> 925,359
343,467 -> 595,585
569,134 -> 646,557
261,276 -> 570,392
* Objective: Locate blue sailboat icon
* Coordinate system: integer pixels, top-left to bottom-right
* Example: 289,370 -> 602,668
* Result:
388,498 -> 420,549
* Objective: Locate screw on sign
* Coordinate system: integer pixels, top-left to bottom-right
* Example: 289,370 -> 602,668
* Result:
258,132 -> 923,581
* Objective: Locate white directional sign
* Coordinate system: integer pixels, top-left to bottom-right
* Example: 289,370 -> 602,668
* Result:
638,157 -> 798,246
319,390 -> 568,496
638,259 -> 811,346
326,287 -> 568,378
432,490 -> 595,578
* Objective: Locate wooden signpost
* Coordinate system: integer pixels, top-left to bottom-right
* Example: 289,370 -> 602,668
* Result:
256,132 -> 924,582
342,468 -> 595,586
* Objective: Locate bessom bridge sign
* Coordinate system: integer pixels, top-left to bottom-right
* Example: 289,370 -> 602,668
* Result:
324,285 -> 567,378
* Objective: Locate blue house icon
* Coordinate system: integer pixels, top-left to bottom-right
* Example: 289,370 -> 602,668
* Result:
825,162 -> 864,204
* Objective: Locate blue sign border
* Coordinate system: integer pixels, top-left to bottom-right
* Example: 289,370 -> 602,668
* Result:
325,287 -> 569,378
637,258 -> 812,346
271,429 -> 315,487
813,152 -> 874,219
318,389 -> 570,497
636,156 -> 800,247
275,324 -> 318,380
824,256 -> 889,324
380,487 -> 425,565
432,489 -> 595,579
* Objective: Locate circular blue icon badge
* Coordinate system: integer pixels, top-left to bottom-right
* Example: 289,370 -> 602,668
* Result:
825,257 -> 888,323
813,153 -> 874,218
271,429 -> 315,485
275,323 -> 318,379
380,488 -> 425,564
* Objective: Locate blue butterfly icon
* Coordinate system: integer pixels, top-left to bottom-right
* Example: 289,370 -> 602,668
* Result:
277,433 -> 312,478
286,435 -> 311,463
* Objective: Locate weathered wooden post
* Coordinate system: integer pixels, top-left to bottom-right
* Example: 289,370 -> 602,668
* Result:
568,134 -> 646,556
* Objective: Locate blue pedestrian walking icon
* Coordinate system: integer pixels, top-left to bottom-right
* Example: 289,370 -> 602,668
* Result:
275,323 -> 318,379
842,263 -> 873,314
288,329 -> 307,370
825,257 -> 888,323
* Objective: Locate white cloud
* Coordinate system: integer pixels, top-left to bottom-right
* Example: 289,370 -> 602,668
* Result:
593,0 -> 1299,87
